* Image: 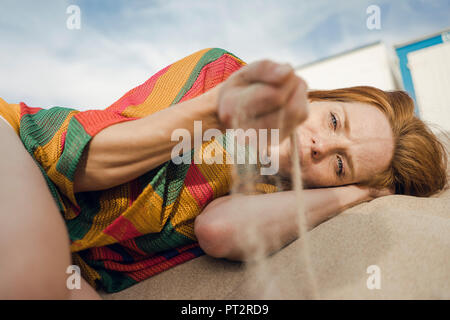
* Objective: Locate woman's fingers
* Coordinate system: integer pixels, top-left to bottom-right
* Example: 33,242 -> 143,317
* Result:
218,58 -> 310,140
249,75 -> 309,141
237,60 -> 295,86
219,71 -> 301,128
239,72 -> 302,118
282,76 -> 309,127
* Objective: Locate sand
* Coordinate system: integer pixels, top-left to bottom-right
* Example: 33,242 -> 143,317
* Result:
101,132 -> 450,300
101,185 -> 450,299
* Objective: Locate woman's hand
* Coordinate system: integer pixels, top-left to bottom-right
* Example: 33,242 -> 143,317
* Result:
367,186 -> 396,200
354,185 -> 396,201
217,60 -> 309,143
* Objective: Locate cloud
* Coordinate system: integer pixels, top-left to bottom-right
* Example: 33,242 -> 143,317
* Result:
0,0 -> 448,109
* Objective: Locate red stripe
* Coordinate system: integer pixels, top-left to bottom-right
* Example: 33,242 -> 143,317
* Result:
19,102 -> 43,118
118,238 -> 148,258
100,243 -> 200,272
179,54 -> 244,103
87,246 -> 124,262
184,163 -> 214,209
74,109 -> 138,137
103,216 -> 143,242
60,131 -> 67,153
125,251 -> 198,282
106,65 -> 170,115
103,254 -> 166,272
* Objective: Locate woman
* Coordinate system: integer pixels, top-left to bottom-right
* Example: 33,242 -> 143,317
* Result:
0,48 -> 447,299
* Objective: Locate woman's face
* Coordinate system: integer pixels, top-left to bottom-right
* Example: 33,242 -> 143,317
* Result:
277,100 -> 395,188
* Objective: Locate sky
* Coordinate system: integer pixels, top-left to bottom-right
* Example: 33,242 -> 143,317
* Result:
0,0 -> 449,110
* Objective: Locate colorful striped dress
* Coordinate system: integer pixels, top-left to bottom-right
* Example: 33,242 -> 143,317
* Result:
0,48 -> 277,293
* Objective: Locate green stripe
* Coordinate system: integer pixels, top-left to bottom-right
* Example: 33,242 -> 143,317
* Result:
19,107 -> 73,153
149,162 -> 170,198
138,162 -> 166,191
162,161 -> 190,205
79,258 -> 138,293
147,157 -> 190,204
149,48 -> 237,205
96,269 -> 138,293
65,190 -> 102,241
134,221 -> 195,254
170,48 -> 231,105
55,117 -> 91,181
18,107 -> 74,214
36,161 -> 66,213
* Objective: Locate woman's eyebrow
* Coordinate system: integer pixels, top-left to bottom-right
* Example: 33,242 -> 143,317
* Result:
339,103 -> 355,180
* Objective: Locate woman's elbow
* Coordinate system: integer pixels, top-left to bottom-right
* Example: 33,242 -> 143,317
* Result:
194,215 -> 233,259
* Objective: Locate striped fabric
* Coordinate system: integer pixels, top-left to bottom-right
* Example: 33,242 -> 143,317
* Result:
0,48 -> 278,293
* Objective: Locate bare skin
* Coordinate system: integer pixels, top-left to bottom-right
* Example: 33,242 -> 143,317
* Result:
276,100 -> 395,188
72,60 -> 308,193
1,59 -> 394,299
0,121 -> 100,299
194,185 -> 377,261
195,62 -> 395,260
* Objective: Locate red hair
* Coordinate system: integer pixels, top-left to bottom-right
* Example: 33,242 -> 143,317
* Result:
307,86 -> 449,196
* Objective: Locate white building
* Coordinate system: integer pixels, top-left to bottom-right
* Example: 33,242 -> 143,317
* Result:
295,29 -> 450,133
395,29 -> 450,133
295,41 -> 401,91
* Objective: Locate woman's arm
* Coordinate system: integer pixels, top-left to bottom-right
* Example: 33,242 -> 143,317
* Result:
194,185 -> 373,261
73,85 -> 223,193
73,59 -> 307,193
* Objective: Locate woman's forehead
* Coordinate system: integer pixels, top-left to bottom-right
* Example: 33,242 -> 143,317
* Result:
311,100 -> 391,135
342,101 -> 391,136
342,101 -> 394,178
311,99 -> 394,178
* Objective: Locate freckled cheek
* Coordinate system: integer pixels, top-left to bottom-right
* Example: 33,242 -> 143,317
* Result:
300,163 -> 330,187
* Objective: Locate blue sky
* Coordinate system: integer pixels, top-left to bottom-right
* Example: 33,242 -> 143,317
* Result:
0,0 -> 449,109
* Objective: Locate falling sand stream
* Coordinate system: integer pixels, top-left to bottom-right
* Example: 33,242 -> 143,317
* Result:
228,96 -> 320,299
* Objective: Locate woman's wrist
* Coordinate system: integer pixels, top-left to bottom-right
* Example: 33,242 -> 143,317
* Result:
73,82 -> 226,193
199,83 -> 225,132
337,185 -> 372,211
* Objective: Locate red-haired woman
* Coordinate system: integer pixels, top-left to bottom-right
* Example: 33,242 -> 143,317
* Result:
0,53 -> 447,299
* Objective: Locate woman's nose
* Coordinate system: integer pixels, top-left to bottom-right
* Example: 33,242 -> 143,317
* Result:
311,136 -> 336,160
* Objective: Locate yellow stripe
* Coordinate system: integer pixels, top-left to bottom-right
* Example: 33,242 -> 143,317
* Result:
0,98 -> 21,135
33,110 -> 77,171
32,111 -> 80,213
121,48 -> 210,118
196,139 -> 233,199
172,186 -> 200,240
173,139 -> 233,239
70,184 -> 130,252
70,183 -> 176,252
120,185 -> 174,235
175,220 -> 197,241
71,253 -> 101,288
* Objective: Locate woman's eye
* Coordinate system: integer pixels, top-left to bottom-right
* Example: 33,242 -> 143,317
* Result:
337,156 -> 344,177
330,112 -> 338,130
